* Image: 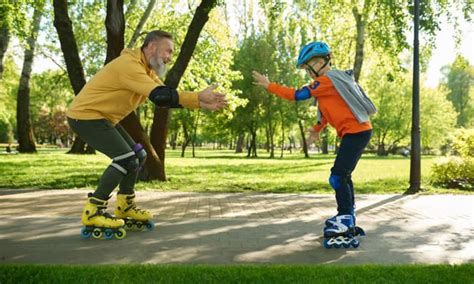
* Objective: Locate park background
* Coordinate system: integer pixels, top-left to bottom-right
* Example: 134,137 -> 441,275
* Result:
1,1 -> 474,282
0,0 -> 473,193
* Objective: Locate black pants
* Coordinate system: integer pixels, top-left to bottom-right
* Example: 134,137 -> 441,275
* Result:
330,129 -> 372,215
67,118 -> 137,200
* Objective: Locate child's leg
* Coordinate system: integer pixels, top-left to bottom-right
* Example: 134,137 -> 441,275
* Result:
330,130 -> 372,215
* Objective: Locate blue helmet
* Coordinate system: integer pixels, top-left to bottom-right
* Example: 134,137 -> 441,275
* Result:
296,41 -> 331,68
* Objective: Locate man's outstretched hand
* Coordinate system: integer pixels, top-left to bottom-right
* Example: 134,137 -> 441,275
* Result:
198,85 -> 228,110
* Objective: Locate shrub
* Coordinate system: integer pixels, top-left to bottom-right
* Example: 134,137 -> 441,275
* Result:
0,114 -> 13,143
431,129 -> 474,190
431,156 -> 473,190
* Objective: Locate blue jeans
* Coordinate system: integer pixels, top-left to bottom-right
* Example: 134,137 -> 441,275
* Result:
330,129 -> 372,215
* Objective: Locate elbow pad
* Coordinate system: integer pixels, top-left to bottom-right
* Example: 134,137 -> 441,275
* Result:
148,86 -> 181,108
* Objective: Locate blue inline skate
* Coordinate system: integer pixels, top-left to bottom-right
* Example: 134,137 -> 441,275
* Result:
325,215 -> 366,237
323,214 -> 364,249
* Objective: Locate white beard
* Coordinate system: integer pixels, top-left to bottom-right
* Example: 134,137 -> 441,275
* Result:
150,57 -> 167,78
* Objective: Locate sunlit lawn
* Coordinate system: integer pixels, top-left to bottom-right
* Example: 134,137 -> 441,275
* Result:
0,148 -> 463,194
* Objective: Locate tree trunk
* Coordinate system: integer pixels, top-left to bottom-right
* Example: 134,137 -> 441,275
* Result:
105,0 -> 125,64
0,26 -> 9,79
298,120 -> 309,158
247,129 -> 258,158
181,122 -> 190,157
352,7 -> 366,82
321,128 -> 329,154
191,111 -> 200,158
53,0 -> 92,154
17,3 -> 44,153
377,143 -> 388,156
280,116 -> 285,158
170,132 -> 177,150
127,0 -> 156,48
235,133 -> 244,153
150,0 -> 217,180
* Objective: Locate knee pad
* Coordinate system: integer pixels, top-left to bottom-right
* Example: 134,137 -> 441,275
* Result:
329,174 -> 341,190
132,143 -> 147,168
329,174 -> 349,191
111,151 -> 139,175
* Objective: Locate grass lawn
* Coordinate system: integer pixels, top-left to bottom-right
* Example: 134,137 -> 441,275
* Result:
0,148 -> 466,194
1,264 -> 473,284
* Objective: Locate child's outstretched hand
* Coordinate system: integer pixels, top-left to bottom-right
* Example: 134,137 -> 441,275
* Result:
252,71 -> 270,88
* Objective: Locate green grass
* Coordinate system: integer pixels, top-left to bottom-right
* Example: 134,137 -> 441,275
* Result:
0,264 -> 473,284
0,148 -> 466,194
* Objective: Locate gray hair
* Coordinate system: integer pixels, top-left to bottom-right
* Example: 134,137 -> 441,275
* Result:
141,30 -> 173,49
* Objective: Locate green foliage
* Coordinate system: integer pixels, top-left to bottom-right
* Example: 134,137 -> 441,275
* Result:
420,85 -> 457,152
451,128 -> 474,157
431,156 -> 473,190
0,112 -> 13,143
431,129 -> 474,190
441,55 -> 474,127
29,70 -> 74,144
364,59 -> 411,155
0,1 -> 28,38
0,56 -> 19,140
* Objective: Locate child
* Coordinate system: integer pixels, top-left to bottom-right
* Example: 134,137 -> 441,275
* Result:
252,41 -> 376,248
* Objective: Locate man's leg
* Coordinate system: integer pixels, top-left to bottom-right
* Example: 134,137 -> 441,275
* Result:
113,124 -> 153,227
115,124 -> 141,195
68,118 -> 137,199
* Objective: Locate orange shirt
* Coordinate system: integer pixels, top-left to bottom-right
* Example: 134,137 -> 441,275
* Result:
267,76 -> 372,138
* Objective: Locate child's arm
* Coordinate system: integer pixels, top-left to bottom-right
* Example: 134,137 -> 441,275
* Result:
312,116 -> 328,133
252,71 -> 311,101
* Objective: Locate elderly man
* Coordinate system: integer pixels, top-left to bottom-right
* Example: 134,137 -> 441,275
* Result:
67,30 -> 227,240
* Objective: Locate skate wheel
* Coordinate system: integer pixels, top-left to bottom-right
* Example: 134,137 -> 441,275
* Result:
136,222 -> 143,230
333,243 -> 342,249
145,222 -> 155,231
125,221 -> 134,230
104,229 -> 114,240
352,239 -> 360,248
80,227 -> 91,238
92,228 -> 102,239
115,228 -> 126,240
343,243 -> 350,248
323,239 -> 332,249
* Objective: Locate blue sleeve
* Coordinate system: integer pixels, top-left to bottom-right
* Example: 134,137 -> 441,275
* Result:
295,86 -> 312,101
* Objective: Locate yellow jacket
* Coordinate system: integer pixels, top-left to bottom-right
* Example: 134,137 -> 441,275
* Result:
67,48 -> 199,125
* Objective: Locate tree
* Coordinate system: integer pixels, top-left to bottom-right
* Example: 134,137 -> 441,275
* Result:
0,25 -> 9,79
442,55 -> 474,127
53,0 -> 92,154
149,0 -> 218,179
0,2 -> 27,80
16,1 -> 45,153
420,85 -> 457,152
126,0 -> 157,48
365,61 -> 411,156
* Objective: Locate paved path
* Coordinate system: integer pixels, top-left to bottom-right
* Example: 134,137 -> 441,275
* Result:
0,189 -> 473,265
